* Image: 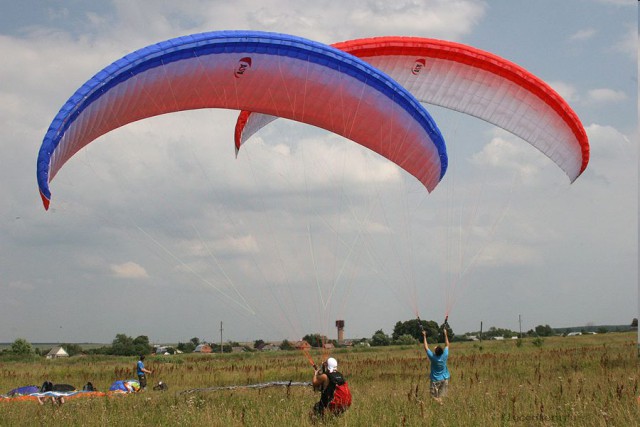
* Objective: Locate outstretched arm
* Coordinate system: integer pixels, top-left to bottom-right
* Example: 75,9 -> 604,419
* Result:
444,328 -> 449,348
422,330 -> 429,352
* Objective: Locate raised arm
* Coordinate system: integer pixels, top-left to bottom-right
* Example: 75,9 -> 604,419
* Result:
444,328 -> 449,348
312,366 -> 328,390
422,330 -> 429,352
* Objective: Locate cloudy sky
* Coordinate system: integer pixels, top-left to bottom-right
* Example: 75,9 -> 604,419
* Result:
1,0 -> 637,344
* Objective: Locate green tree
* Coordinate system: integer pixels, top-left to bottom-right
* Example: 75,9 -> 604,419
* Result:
10,338 -> 34,355
302,334 -> 325,348
177,341 -> 196,353
254,339 -> 265,350
392,319 -> 445,344
534,325 -> 554,337
111,334 -> 135,355
133,335 -> 152,355
438,322 -> 454,343
61,343 -> 83,356
211,343 -> 232,353
392,320 -> 417,340
371,329 -> 391,346
394,334 -> 417,345
279,339 -> 293,350
109,334 -> 152,356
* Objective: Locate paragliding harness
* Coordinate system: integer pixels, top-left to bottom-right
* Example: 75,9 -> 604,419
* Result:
316,371 -> 352,416
39,381 -> 75,392
153,381 -> 168,391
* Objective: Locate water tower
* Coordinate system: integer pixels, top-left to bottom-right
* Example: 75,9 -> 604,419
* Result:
335,320 -> 345,345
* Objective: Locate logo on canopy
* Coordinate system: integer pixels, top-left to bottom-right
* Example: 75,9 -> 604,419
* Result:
412,58 -> 426,75
234,57 -> 252,78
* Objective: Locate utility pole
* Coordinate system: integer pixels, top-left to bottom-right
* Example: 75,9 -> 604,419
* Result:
519,314 -> 522,338
479,321 -> 483,343
220,321 -> 223,354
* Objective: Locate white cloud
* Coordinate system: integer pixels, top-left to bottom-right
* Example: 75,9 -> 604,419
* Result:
587,88 -> 627,103
5,297 -> 22,308
547,81 -> 578,103
469,131 -> 548,185
580,123 -> 636,191
593,0 -> 636,5
111,261 -> 149,278
473,241 -> 543,268
219,234 -> 260,254
180,234 -> 260,258
0,0 -> 635,342
615,25 -> 638,60
103,0 -> 487,44
347,0 -> 486,39
242,131 -> 404,192
8,281 -> 35,291
570,28 -> 596,41
46,7 -> 70,21
586,123 -> 633,159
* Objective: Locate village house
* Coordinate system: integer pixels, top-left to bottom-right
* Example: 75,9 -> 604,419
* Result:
194,343 -> 213,353
46,346 -> 69,359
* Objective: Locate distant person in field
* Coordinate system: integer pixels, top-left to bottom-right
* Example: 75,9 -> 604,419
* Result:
109,379 -> 140,393
37,381 -> 65,405
422,327 -> 450,404
311,357 -> 352,420
136,355 -> 152,390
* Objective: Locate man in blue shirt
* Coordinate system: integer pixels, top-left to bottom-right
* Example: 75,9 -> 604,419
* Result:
422,327 -> 450,404
136,355 -> 152,391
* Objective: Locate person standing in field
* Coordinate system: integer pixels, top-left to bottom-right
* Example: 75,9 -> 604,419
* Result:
136,355 -> 152,391
422,327 -> 450,404
311,357 -> 352,420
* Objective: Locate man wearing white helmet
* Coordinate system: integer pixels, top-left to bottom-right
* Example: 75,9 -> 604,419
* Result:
311,357 -> 352,419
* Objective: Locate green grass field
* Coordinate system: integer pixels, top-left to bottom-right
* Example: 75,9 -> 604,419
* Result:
1,333 -> 638,426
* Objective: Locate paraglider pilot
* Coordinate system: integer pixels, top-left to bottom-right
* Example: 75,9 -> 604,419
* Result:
311,357 -> 352,419
422,320 -> 450,404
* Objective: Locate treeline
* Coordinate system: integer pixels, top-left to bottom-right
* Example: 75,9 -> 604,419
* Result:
364,318 -> 454,346
301,318 -> 454,348
0,319 -> 451,359
462,320 -> 637,340
3,318 -> 635,359
0,335 -> 155,359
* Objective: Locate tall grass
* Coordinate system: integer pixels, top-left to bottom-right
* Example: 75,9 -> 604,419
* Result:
1,333 -> 638,426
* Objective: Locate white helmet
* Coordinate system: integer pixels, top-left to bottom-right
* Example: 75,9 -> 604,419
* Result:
326,357 -> 338,372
